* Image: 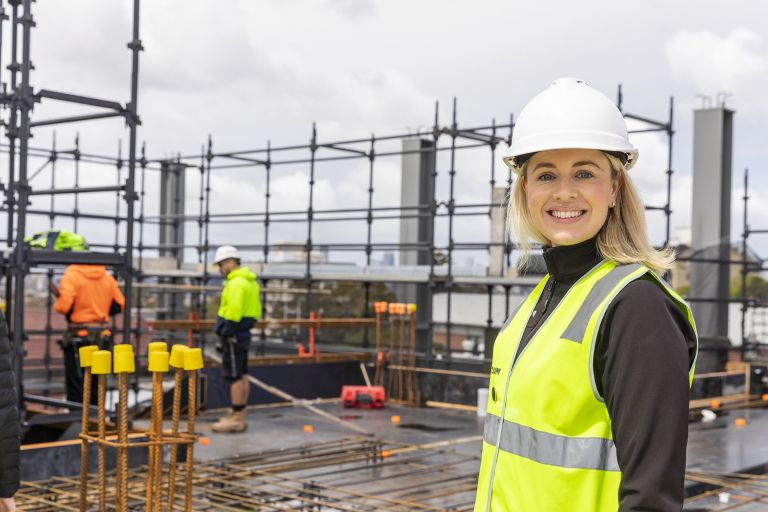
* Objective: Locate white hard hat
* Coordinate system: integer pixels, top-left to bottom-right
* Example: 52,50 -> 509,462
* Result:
213,245 -> 240,265
504,78 -> 638,172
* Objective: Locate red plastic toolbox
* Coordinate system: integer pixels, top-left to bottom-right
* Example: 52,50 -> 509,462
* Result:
341,385 -> 385,408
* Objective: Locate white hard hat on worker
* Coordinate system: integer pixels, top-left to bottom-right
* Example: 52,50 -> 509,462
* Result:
213,245 -> 241,265
504,77 -> 638,172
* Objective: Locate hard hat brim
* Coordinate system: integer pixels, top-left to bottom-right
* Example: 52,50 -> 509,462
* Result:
504,147 -> 638,174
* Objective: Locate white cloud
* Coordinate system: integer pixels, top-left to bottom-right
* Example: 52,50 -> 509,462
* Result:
666,28 -> 768,109
7,1 -> 768,264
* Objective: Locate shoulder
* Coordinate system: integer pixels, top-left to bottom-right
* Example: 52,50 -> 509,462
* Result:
613,273 -> 671,308
602,272 -> 696,351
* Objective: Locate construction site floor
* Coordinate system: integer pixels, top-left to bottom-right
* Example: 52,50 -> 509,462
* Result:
15,402 -> 768,510
688,407 -> 768,474
193,401 -> 768,471
193,401 -> 483,460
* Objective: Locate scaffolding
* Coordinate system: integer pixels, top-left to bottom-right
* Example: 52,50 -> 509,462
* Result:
0,0 -> 765,415
0,0 -> 142,408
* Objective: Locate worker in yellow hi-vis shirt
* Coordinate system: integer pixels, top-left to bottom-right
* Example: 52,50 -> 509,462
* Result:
210,245 -> 261,433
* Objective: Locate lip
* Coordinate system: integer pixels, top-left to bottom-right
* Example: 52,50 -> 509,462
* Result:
547,209 -> 587,224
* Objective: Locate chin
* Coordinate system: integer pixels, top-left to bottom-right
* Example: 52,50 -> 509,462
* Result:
548,232 -> 590,246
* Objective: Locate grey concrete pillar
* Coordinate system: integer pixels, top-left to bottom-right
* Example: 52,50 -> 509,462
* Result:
398,138 -> 435,354
690,107 -> 734,368
158,161 -> 186,324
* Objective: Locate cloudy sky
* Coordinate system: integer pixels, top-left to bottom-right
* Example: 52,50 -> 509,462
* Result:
4,0 -> 768,267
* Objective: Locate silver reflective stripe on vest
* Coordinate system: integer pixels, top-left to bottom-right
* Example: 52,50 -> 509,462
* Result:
560,263 -> 644,343
484,413 -> 620,472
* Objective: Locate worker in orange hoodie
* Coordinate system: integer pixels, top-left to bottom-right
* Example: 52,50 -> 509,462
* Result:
52,263 -> 125,404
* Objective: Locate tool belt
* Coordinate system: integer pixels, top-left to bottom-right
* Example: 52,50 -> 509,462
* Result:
58,323 -> 113,351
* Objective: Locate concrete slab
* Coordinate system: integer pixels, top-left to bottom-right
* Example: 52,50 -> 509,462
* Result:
191,401 -> 484,461
687,408 -> 768,473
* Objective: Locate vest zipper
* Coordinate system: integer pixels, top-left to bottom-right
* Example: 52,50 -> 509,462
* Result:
486,277 -> 555,512
541,278 -> 557,314
520,278 -> 557,364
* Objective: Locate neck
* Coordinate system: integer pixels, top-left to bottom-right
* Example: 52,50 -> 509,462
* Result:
542,237 -> 602,281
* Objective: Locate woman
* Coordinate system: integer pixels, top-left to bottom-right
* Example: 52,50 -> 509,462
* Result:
475,78 -> 698,511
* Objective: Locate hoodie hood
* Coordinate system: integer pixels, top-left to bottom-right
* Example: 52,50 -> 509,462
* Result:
227,266 -> 256,282
70,264 -> 108,279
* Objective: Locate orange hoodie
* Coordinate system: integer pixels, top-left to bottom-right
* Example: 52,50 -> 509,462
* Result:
54,265 -> 126,324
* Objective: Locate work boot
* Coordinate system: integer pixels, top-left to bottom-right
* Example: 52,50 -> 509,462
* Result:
212,409 -> 247,433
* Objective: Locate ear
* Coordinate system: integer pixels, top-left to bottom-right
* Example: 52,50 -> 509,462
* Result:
610,173 -> 621,204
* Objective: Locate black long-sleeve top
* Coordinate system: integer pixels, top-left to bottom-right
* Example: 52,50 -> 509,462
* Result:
0,310 -> 20,498
514,238 -> 697,511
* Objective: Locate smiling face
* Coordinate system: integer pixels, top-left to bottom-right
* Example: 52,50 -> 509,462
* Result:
523,148 -> 619,247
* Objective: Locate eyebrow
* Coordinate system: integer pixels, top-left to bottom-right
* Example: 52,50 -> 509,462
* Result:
572,160 -> 601,168
532,160 -> 602,171
531,162 -> 556,171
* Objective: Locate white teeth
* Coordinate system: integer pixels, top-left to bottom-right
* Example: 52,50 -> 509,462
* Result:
551,210 -> 584,219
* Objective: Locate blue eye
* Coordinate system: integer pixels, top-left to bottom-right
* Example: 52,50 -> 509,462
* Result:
576,170 -> 594,179
537,173 -> 555,181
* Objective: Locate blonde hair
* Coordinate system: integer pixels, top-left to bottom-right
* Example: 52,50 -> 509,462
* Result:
507,152 -> 674,274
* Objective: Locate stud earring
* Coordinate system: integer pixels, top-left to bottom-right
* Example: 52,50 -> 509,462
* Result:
609,201 -> 615,208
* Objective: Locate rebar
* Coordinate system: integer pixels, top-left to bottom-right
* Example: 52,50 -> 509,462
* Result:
184,369 -> 197,512
17,436 -> 483,511
166,367 -> 184,510
78,367 -> 91,512
117,372 -> 129,512
97,374 -> 106,512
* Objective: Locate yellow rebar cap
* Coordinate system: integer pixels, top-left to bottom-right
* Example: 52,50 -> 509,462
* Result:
148,351 -> 169,373
91,350 -> 112,375
148,341 -> 168,354
79,345 -> 99,368
169,344 -> 189,369
183,348 -> 204,371
114,351 -> 136,374
407,303 -> 417,314
113,343 -> 134,355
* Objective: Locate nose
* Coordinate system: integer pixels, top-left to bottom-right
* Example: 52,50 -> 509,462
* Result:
553,179 -> 577,201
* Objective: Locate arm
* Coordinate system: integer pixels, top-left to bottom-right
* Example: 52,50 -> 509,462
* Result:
53,271 -> 75,316
597,276 -> 696,512
221,279 -> 245,324
109,275 -> 126,316
0,311 -> 20,501
215,279 -> 246,337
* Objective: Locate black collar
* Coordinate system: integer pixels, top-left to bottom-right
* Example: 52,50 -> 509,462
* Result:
542,237 -> 602,281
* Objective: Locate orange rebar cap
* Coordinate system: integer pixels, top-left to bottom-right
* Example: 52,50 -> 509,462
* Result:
91,350 -> 112,375
374,302 -> 388,314
169,344 -> 189,369
79,345 -> 99,368
183,348 -> 204,371
148,351 -> 170,373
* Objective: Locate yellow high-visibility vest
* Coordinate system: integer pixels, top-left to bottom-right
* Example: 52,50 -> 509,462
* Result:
475,260 -> 697,511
